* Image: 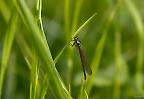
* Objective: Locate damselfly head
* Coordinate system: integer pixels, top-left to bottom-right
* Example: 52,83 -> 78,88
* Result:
73,36 -> 81,46
74,36 -> 79,41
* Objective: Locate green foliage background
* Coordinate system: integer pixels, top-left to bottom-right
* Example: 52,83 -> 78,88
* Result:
0,0 -> 144,99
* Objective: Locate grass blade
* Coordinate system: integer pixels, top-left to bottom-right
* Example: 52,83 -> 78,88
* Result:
0,0 -> 10,22
124,0 -> 144,94
30,51 -> 39,99
71,0 -> 84,35
64,0 -> 70,38
0,12 -> 18,98
12,0 -> 69,98
54,45 -> 67,64
78,4 -> 119,99
72,13 -> 97,38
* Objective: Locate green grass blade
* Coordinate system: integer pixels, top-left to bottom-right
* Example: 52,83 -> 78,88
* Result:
124,0 -> 143,36
0,0 -> 10,22
78,4 -> 119,99
124,0 -> 144,94
113,30 -> 121,99
71,0 -> 84,35
40,75 -> 49,99
64,0 -> 70,38
72,13 -> 97,38
12,0 -> 69,98
64,0 -> 73,86
35,0 -> 47,46
84,90 -> 89,99
0,12 -> 18,98
15,34 -> 32,70
15,33 -> 38,99
54,45 -> 67,64
30,51 -> 39,99
30,0 -> 43,98
113,29 -> 129,99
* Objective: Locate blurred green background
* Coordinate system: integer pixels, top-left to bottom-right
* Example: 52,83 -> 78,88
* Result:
0,0 -> 144,99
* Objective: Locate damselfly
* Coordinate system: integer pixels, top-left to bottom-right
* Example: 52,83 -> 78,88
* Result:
72,36 -> 92,80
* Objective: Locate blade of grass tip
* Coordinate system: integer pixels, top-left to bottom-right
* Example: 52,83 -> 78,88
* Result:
0,12 -> 18,98
124,0 -> 144,94
71,0 -> 84,35
78,5 -> 119,99
72,13 -> 97,38
12,0 -> 69,98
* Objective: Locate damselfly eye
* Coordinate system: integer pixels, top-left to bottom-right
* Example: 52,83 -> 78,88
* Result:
74,36 -> 79,40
